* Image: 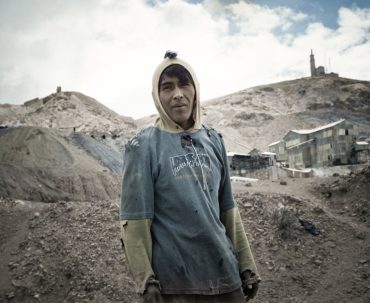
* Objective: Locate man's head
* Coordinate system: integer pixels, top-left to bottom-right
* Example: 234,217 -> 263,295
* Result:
158,64 -> 195,130
152,52 -> 201,132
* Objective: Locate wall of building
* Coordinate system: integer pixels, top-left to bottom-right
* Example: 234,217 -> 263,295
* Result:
286,121 -> 360,168
268,141 -> 287,161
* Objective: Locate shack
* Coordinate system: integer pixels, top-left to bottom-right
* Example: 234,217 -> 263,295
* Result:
283,119 -> 360,169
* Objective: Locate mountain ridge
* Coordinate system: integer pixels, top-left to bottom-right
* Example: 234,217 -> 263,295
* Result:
1,75 -> 370,153
138,75 -> 370,152
0,90 -> 137,138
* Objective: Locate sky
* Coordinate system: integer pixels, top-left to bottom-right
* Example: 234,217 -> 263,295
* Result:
1,0 -> 370,119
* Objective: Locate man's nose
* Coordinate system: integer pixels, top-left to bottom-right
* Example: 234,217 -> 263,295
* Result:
173,86 -> 184,100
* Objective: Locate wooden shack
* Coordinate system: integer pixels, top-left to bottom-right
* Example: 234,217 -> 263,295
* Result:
283,119 -> 359,169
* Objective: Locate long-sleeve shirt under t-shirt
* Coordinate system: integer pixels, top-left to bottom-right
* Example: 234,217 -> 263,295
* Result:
120,126 -> 256,295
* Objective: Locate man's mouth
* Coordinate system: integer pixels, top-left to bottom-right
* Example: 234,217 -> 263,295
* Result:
173,104 -> 187,109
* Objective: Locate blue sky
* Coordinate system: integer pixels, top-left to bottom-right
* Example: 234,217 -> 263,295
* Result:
1,0 -> 370,118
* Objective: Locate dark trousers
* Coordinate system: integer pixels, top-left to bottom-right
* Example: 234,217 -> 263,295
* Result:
161,288 -> 245,303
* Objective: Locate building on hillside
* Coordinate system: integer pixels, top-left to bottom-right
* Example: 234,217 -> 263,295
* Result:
283,119 -> 360,169
310,50 -> 338,77
227,150 -> 275,177
268,140 -> 287,162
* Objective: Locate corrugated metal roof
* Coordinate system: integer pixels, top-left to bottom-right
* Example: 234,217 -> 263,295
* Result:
268,140 -> 282,146
291,119 -> 345,135
227,152 -> 249,157
261,152 -> 276,156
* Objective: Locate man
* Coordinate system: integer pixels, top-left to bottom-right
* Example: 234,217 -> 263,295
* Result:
120,51 -> 260,303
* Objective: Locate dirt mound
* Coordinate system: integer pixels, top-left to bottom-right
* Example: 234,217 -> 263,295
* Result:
0,127 -> 105,170
68,133 -> 123,174
316,164 -> 370,227
0,127 -> 121,202
236,189 -> 370,303
0,163 -> 120,202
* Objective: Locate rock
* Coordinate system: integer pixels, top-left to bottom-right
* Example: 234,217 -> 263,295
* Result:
280,180 -> 287,185
312,206 -> 324,214
324,191 -> 332,198
313,259 -> 322,266
8,262 -> 19,270
356,231 -> 366,241
339,186 -> 348,193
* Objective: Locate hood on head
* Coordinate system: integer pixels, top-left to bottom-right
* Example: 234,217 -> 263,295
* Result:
152,53 -> 201,132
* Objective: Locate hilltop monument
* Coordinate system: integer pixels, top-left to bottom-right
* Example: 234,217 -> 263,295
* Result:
310,50 -> 338,77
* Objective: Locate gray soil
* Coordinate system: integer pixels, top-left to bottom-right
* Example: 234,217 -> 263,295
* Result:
1,165 -> 369,303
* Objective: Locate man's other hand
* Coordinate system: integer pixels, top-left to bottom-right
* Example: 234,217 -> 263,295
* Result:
241,270 -> 259,302
143,284 -> 163,303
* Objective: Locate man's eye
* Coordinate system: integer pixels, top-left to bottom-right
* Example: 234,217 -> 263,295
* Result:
180,82 -> 191,87
161,84 -> 172,90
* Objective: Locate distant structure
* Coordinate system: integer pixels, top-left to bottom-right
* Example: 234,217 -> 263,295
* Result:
269,119 -> 369,169
57,86 -> 62,93
226,149 -> 276,179
310,50 -> 338,77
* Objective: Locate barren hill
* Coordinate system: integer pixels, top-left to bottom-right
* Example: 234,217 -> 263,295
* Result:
0,127 -> 121,202
0,90 -> 137,138
204,76 -> 370,152
137,76 -> 370,153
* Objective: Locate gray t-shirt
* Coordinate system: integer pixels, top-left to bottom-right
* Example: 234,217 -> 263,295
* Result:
120,126 -> 241,295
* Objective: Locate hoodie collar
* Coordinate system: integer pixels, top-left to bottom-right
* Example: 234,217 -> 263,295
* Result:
152,57 -> 201,133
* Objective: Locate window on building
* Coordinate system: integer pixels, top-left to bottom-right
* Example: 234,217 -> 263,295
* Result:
345,129 -> 349,135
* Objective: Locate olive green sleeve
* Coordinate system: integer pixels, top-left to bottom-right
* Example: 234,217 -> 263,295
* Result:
120,219 -> 160,294
220,207 -> 261,281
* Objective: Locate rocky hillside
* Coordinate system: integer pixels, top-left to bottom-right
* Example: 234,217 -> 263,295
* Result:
0,127 -> 121,202
204,76 -> 370,152
0,90 -> 137,138
137,76 -> 370,153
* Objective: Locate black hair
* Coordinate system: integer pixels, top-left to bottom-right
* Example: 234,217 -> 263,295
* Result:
159,64 -> 195,89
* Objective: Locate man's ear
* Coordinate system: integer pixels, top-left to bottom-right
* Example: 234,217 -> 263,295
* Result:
192,99 -> 197,121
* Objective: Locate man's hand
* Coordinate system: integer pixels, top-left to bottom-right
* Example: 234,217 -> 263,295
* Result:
241,270 -> 259,302
142,284 -> 163,303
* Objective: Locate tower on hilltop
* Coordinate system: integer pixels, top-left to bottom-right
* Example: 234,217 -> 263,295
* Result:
310,49 -> 316,77
309,50 -> 335,77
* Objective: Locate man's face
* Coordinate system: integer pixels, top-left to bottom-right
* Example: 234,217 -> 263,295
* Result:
159,75 -> 195,130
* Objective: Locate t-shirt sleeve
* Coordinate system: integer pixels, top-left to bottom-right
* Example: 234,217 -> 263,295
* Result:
217,135 -> 236,211
120,132 -> 155,220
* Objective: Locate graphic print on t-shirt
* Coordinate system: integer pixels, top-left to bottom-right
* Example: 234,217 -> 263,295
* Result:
169,150 -> 211,177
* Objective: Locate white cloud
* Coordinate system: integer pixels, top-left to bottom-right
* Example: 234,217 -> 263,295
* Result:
0,0 -> 369,118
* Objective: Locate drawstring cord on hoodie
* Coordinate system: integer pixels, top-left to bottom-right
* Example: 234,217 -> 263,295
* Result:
181,135 -> 207,191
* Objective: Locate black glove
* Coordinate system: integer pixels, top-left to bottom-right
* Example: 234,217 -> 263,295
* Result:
241,270 -> 259,302
142,284 -> 163,303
